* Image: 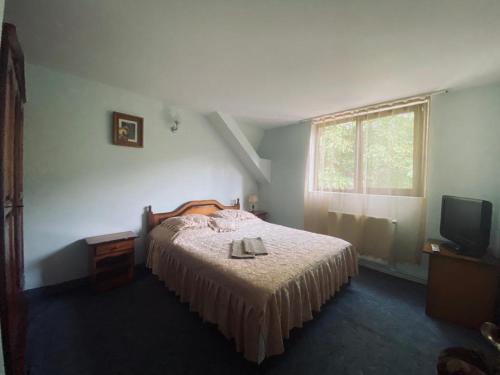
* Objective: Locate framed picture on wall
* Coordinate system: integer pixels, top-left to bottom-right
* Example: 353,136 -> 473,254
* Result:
112,112 -> 144,148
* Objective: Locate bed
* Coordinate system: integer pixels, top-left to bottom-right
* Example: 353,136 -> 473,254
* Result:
146,199 -> 358,363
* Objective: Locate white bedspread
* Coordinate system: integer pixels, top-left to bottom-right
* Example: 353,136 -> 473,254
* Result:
147,218 -> 358,363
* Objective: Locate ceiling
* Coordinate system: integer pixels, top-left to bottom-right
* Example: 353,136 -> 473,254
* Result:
6,0 -> 500,128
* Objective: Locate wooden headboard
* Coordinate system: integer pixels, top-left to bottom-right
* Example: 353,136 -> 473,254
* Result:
147,199 -> 240,231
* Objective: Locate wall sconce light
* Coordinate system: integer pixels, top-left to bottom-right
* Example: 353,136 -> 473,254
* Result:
171,118 -> 180,133
164,107 -> 181,134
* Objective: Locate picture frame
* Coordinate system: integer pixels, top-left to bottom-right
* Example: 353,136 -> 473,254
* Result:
112,112 -> 144,148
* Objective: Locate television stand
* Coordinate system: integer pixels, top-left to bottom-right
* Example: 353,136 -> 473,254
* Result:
423,240 -> 500,328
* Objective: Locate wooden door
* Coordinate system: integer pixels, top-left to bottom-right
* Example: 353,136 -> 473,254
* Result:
1,207 -> 24,374
13,77 -> 24,293
0,23 -> 26,375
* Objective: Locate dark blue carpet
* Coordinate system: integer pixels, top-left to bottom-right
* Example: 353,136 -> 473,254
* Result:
26,267 -> 494,375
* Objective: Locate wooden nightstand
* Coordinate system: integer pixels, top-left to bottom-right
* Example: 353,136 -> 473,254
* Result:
251,210 -> 268,221
85,231 -> 137,292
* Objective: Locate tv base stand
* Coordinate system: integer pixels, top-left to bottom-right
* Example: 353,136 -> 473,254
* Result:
423,240 -> 500,328
440,241 -> 462,253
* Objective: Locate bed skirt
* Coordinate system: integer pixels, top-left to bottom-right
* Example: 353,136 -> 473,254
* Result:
146,239 -> 358,363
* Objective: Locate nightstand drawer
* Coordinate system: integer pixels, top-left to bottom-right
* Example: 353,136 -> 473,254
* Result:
86,231 -> 137,292
96,239 -> 134,256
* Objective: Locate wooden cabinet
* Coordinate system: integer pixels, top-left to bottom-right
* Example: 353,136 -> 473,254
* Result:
423,241 -> 500,328
0,23 -> 26,375
86,232 -> 137,292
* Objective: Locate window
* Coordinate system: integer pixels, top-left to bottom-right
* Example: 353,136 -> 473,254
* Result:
313,101 -> 428,196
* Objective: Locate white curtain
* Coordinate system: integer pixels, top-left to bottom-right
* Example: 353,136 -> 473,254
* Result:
304,98 -> 429,264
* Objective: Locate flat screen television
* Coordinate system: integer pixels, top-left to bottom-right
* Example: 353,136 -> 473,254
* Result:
440,195 -> 492,257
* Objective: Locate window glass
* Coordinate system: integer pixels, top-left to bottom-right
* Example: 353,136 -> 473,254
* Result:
362,112 -> 415,191
316,121 -> 356,191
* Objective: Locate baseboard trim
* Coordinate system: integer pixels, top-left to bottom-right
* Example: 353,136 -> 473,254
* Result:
359,258 -> 427,285
24,275 -> 90,299
24,264 -> 148,297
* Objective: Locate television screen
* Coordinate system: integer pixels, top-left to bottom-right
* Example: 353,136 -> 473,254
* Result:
440,195 -> 492,256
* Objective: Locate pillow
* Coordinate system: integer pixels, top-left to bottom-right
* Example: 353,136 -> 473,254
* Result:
208,217 -> 238,233
160,214 -> 210,232
209,209 -> 256,221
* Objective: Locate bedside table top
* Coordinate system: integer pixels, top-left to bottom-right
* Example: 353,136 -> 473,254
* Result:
85,231 -> 138,246
250,210 -> 268,219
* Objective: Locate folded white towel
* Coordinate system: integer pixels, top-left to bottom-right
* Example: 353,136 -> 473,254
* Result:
231,240 -> 255,258
243,237 -> 268,256
231,238 -> 268,258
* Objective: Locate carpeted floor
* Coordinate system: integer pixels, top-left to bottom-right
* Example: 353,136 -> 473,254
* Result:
25,267 -> 495,375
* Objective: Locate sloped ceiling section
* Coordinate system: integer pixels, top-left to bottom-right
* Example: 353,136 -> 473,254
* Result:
208,112 -> 271,184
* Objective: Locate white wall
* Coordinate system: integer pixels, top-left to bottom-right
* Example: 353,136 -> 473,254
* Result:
258,122 -> 310,228
426,83 -> 500,253
24,64 -> 258,289
20,63 -> 500,289
236,121 -> 265,151
258,81 -> 500,281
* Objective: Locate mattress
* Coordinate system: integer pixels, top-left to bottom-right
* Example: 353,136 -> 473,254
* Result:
146,217 -> 358,363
